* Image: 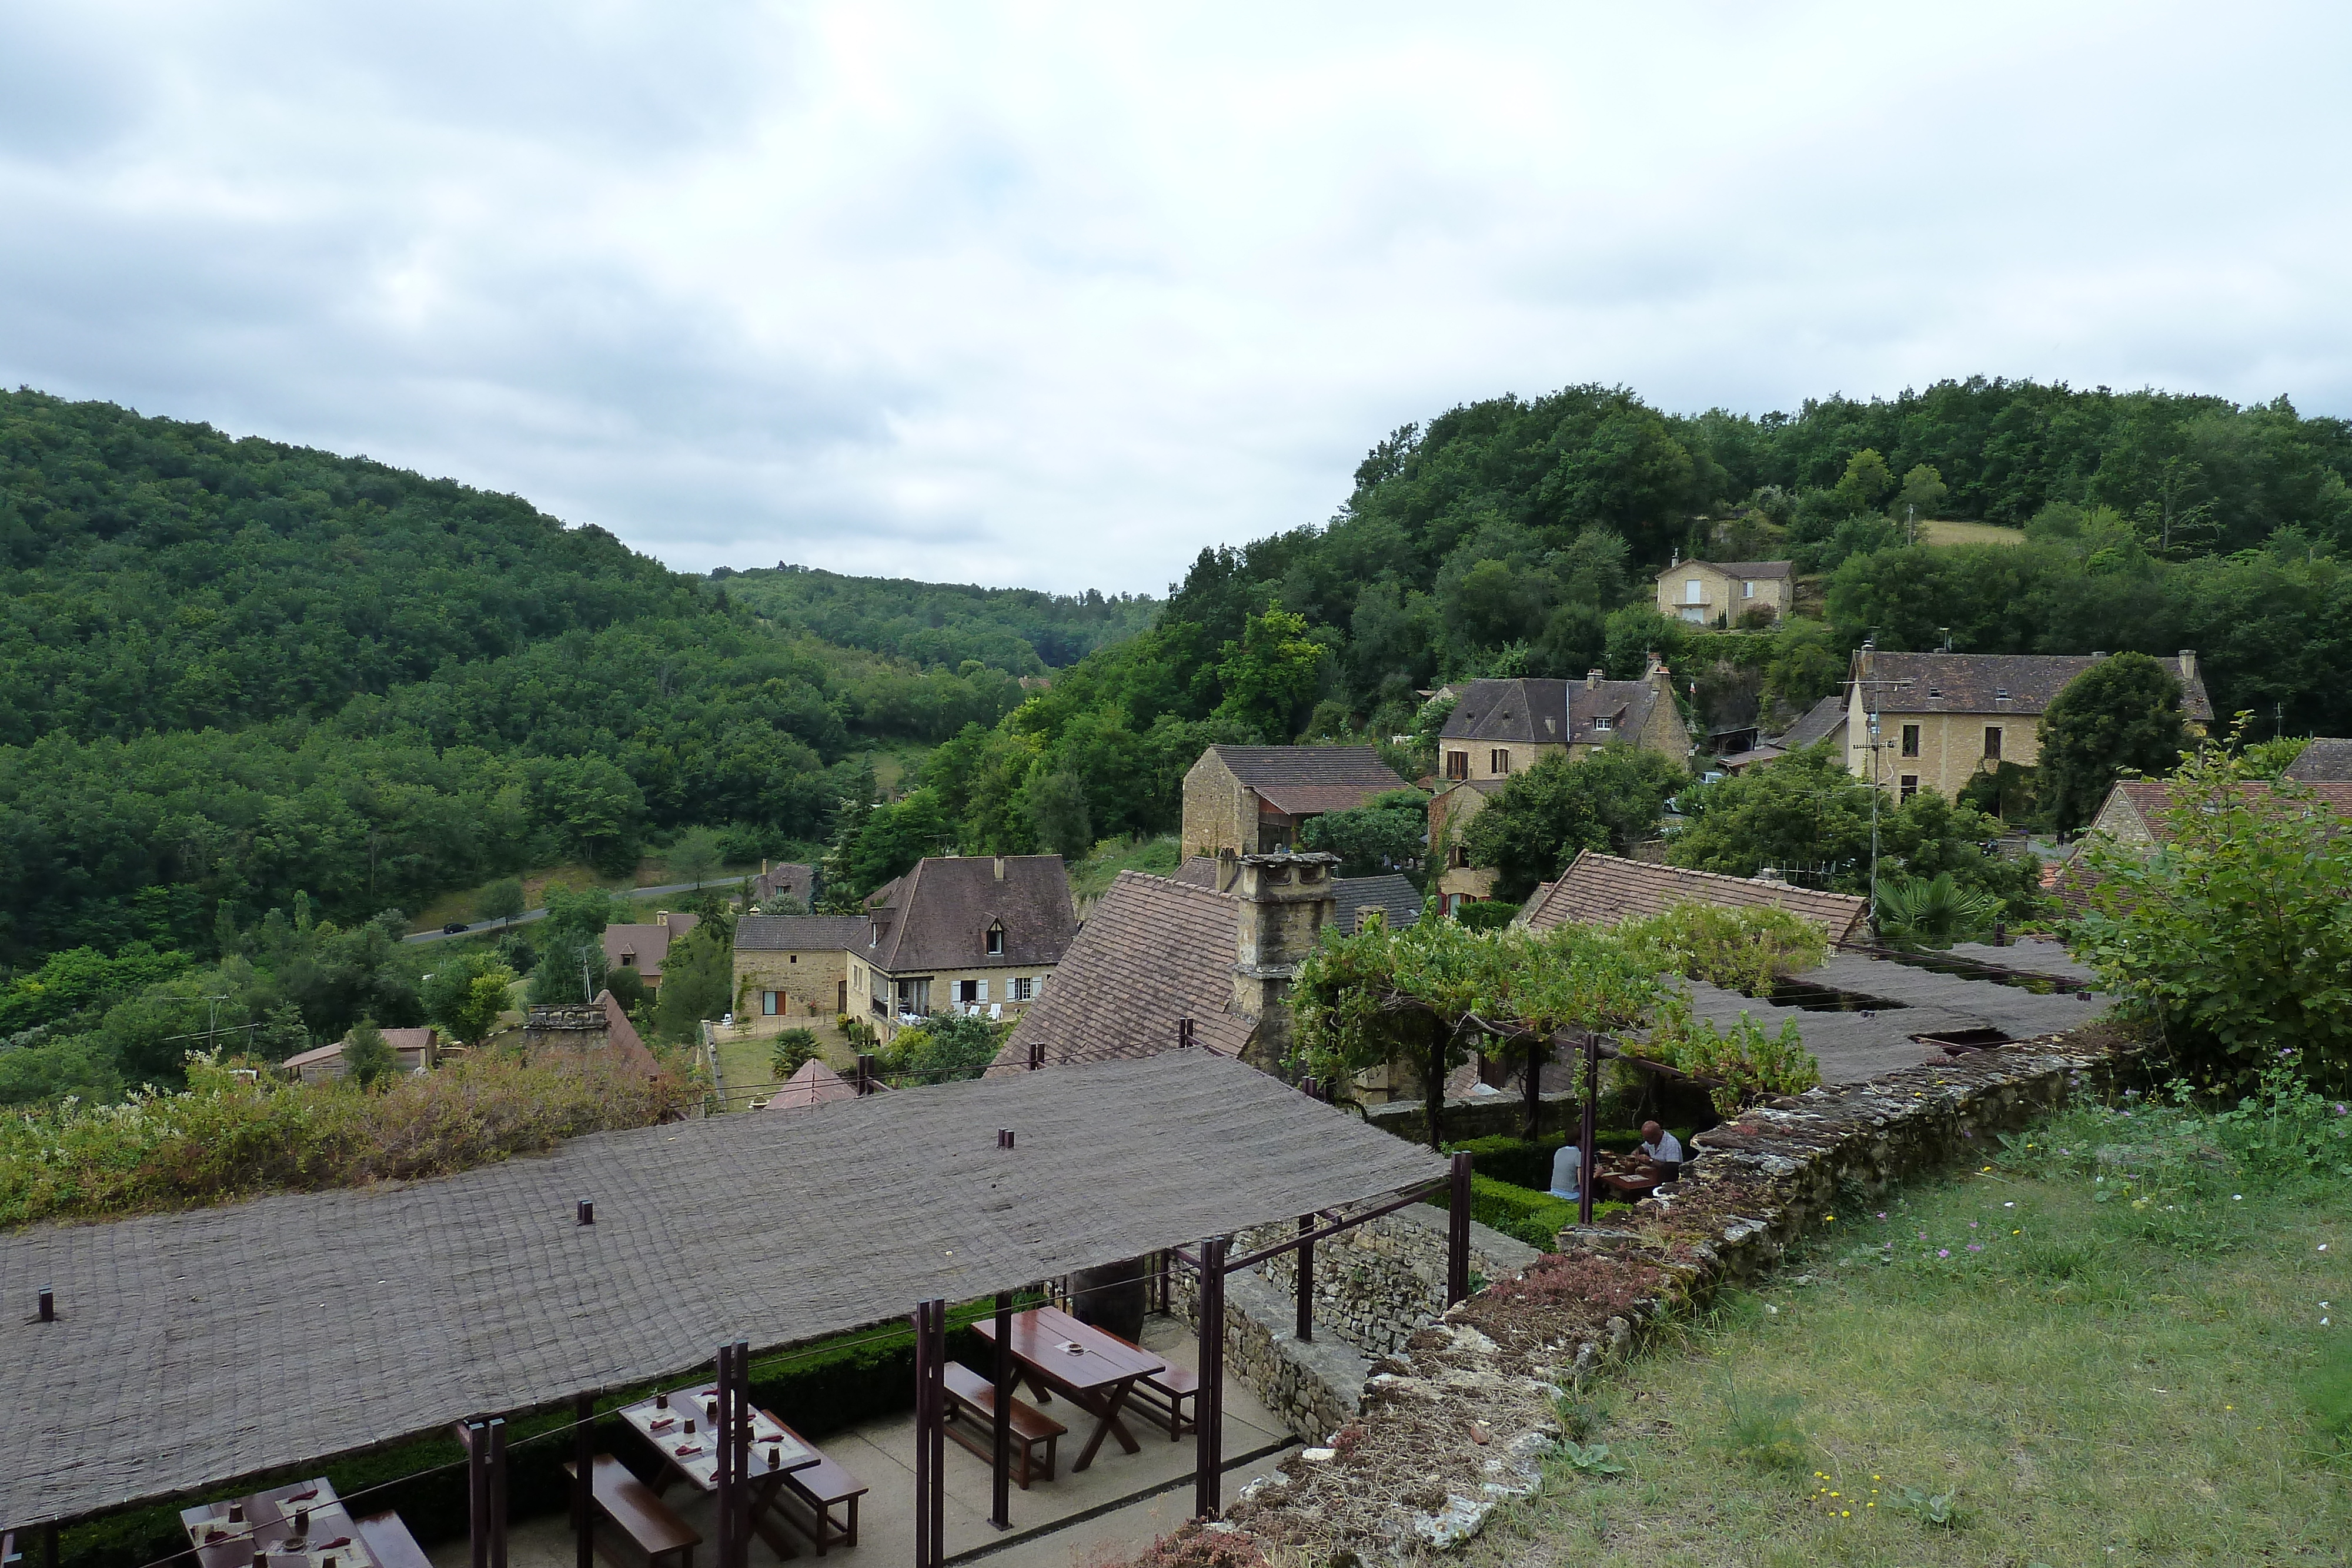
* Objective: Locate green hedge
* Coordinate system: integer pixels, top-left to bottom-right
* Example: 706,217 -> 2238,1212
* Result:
56,1296 -> 1032,1568
1431,1172 -> 1629,1251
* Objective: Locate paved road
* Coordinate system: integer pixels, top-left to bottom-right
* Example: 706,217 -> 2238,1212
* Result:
402,880 -> 726,944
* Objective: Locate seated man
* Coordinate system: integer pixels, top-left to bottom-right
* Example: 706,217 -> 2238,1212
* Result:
1546,1142 -> 1585,1201
1636,1121 -> 1683,1181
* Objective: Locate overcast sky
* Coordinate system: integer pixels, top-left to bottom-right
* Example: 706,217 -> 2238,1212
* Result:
4,4 -> 2348,594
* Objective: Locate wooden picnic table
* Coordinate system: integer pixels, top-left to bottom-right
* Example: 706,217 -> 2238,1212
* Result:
616,1383 -> 820,1557
971,1305 -> 1168,1472
180,1479 -> 416,1568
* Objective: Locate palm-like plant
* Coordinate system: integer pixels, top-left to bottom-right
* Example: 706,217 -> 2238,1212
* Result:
1875,871 -> 2000,948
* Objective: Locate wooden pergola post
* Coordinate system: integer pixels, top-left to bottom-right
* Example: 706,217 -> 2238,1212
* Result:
1578,1033 -> 1599,1228
912,1300 -> 946,1568
1194,1236 -> 1230,1520
487,1418 -> 508,1568
990,1291 -> 1014,1529
1446,1152 -> 1472,1306
714,1343 -> 736,1568
1295,1215 -> 1314,1342
571,1394 -> 593,1568
465,1419 -> 489,1568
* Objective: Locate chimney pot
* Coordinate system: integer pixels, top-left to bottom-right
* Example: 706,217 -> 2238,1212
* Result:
993,857 -> 1005,880
38,1286 -> 55,1321
1586,668 -> 1602,688
2177,648 -> 2197,681
577,1198 -> 594,1226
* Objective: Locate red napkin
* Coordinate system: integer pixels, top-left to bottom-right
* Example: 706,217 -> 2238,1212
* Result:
648,1417 -> 675,1432
674,1444 -> 703,1457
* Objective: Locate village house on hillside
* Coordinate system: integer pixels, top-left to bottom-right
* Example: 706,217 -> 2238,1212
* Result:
1518,850 -> 1870,945
1843,647 -> 2214,800
2053,775 -> 2352,912
600,911 -> 697,992
1429,666 -> 1695,910
992,851 -> 1344,1075
1181,745 -> 1413,858
283,1025 -> 440,1084
749,860 -> 816,909
733,856 -> 1077,1042
1654,555 -> 1793,624
2284,737 -> 2352,782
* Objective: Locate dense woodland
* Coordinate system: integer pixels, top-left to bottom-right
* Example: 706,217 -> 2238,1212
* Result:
8,377 -> 2352,1105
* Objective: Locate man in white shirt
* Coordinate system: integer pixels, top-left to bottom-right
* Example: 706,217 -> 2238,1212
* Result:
1638,1121 -> 1684,1178
1547,1142 -> 1585,1201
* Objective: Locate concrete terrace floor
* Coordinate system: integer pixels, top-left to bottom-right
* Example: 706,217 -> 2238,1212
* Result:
429,1315 -> 1297,1568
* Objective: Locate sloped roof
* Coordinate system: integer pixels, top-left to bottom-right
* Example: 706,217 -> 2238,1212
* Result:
2284,738 -> 2352,782
1658,559 -> 1792,580
1442,677 -> 1675,748
1860,651 -> 2214,721
1521,850 -> 1870,944
2057,777 -> 2352,912
767,1057 -> 854,1111
602,916 -> 696,982
1203,745 -> 1412,815
0,1051 -> 1444,1529
751,862 -> 816,907
1174,855 -> 1227,891
1334,874 -> 1425,933
1774,690 -> 1850,750
734,915 -> 871,952
991,871 -> 1255,1071
863,855 -> 1078,974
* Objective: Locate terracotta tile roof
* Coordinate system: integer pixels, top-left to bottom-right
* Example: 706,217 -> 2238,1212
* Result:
734,914 -> 871,952
767,1058 -> 855,1110
1174,855 -> 1225,890
863,855 -> 1078,974
2284,738 -> 2352,782
1860,651 -> 2214,721
991,871 -> 1255,1071
1774,690 -> 1849,750
1205,745 -> 1412,815
1520,850 -> 1870,944
2057,777 -> 2352,913
602,916 -> 696,982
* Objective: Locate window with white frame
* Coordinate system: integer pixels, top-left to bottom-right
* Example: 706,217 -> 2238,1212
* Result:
1742,579 -> 1755,599
956,978 -> 987,1004
1593,716 -> 1613,731
1684,577 -> 1704,604
761,990 -> 779,1016
1010,976 -> 1035,1001
985,922 -> 1004,957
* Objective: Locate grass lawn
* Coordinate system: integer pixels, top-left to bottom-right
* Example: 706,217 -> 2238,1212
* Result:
1919,517 -> 2028,548
709,1017 -> 860,1108
1475,1100 -> 2351,1565
1068,833 -> 1182,900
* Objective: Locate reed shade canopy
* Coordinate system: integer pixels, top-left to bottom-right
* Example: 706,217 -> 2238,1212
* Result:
0,1052 -> 1445,1530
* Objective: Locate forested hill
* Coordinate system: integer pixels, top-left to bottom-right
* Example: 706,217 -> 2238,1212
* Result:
722,565 -> 1155,674
0,391 -> 1142,967
838,377 -> 2352,882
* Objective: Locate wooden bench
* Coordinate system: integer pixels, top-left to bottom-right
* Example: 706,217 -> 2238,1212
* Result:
1093,1327 -> 1198,1440
354,1514 -> 432,1568
761,1413 -> 867,1556
562,1456 -> 699,1568
941,1363 -> 1065,1487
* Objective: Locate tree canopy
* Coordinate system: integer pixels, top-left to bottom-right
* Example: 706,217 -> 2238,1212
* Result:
2034,651 -> 2191,831
1461,748 -> 1686,900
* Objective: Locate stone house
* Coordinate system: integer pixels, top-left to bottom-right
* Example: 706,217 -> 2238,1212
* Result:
749,861 -> 816,909
991,850 -> 1346,1075
2053,776 -> 2352,912
733,914 -> 870,1021
1843,647 -> 2214,802
601,912 -> 698,992
2284,738 -> 2352,782
1181,745 -> 1412,859
283,1026 -> 439,1084
1654,556 -> 1793,625
1428,669 -> 1696,910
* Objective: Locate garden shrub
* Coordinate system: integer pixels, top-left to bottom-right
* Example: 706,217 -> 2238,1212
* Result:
1431,1171 -> 1630,1251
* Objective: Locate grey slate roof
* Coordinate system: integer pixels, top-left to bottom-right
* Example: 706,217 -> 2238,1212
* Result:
992,871 -> 1255,1069
1333,874 -> 1426,933
734,915 -> 871,952
1774,690 -> 1850,750
750,862 -> 816,907
0,1051 -> 1443,1529
2284,738 -> 2352,782
863,855 -> 1078,974
1204,745 -> 1412,816
1441,677 -> 1670,748
1860,651 -> 2214,721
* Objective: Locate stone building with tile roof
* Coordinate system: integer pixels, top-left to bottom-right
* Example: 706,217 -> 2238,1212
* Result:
1517,850 -> 1869,945
1654,556 -> 1793,624
600,912 -> 698,989
2052,776 -> 2352,912
733,914 -> 872,1022
1174,855 -> 1424,934
1181,744 -> 1414,858
1844,647 -> 2214,802
851,855 -> 1078,1041
994,852 -> 1348,1074
749,860 -> 817,910
283,1026 -> 439,1084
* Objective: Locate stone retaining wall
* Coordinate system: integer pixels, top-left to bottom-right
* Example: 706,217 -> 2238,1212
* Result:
1163,1024 -> 2133,1564
1175,1206 -> 1540,1442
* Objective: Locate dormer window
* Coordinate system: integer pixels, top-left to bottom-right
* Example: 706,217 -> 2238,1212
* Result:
986,922 -> 1004,957
1994,687 -> 2010,701
1927,687 -> 1943,699
1593,716 -> 1613,731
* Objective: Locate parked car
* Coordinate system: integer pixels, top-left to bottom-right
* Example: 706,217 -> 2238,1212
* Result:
442,921 -> 469,934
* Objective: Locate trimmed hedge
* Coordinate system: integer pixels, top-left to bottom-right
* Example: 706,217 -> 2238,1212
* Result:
57,1296 -> 1033,1568
1444,1129 -> 1698,1192
1431,1172 -> 1629,1251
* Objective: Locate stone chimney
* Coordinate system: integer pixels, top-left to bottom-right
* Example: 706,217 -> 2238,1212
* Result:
657,911 -> 670,928
993,856 -> 1006,880
2177,648 -> 2197,684
1230,851 -> 1339,1071
1586,668 -> 1603,690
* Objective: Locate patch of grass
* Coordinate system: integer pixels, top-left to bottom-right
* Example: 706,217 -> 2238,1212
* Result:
1918,517 -> 2028,548
1472,1104 -> 2352,1563
1067,834 -> 1184,899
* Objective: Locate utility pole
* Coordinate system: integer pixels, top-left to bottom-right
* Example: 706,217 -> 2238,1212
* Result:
205,994 -> 229,1055
1907,504 -> 1916,546
580,944 -> 596,1004
1849,638 -> 1913,945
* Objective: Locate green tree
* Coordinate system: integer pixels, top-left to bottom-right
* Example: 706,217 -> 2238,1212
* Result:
1463,749 -> 1686,900
342,1018 -> 397,1089
2036,651 -> 2191,831
1025,770 -> 1094,859
883,1012 -> 1004,1083
602,966 -> 649,1015
652,921 -> 735,1042
1833,449 -> 1896,513
1211,603 -> 1325,740
475,878 -> 526,927
666,827 -> 724,889
770,1027 -> 821,1080
1893,463 -> 1948,526
529,885 -> 629,1005
1301,790 -> 1429,880
422,954 -> 516,1047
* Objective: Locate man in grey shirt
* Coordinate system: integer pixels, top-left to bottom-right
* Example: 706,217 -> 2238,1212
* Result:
1548,1142 -> 1585,1200
1638,1121 -> 1683,1180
